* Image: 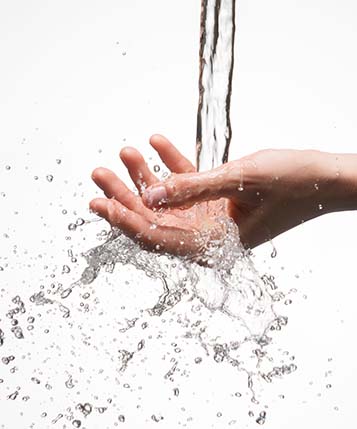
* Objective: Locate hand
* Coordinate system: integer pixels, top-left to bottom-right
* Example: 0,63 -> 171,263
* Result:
90,135 -> 229,260
142,146 -> 350,248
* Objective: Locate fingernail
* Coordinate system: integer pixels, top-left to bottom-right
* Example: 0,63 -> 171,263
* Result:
144,186 -> 167,207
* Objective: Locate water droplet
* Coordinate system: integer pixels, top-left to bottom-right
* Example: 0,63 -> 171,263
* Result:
46,175 -> 53,182
56,159 -> 62,164
153,165 -> 160,173
72,420 -> 81,428
314,183 -> 319,190
76,218 -> 85,226
5,165 -> 11,170
173,388 -> 179,396
68,223 -> 77,231
61,288 -> 72,299
318,204 -> 323,210
118,415 -> 125,422
62,265 -> 71,274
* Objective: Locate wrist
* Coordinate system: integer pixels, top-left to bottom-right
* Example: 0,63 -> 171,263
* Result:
318,151 -> 357,212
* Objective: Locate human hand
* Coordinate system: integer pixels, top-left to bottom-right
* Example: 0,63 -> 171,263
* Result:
142,145 -> 349,248
90,135 -> 229,260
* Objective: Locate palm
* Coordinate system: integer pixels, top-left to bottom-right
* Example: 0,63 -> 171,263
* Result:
90,135 -> 228,258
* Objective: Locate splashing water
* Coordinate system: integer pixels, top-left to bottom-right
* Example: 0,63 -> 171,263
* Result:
59,0 -> 294,422
0,2 -> 308,428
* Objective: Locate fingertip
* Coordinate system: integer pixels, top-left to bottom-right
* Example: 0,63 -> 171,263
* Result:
149,134 -> 170,148
91,167 -> 108,182
142,185 -> 168,208
120,146 -> 133,158
89,197 -> 107,214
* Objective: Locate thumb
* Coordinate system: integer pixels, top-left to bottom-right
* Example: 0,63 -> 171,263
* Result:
142,164 -> 233,208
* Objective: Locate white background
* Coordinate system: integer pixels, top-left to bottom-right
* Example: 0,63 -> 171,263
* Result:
0,1 -> 356,428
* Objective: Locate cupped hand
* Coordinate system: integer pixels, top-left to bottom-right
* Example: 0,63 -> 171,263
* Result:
90,135 -> 229,259
142,145 -> 339,248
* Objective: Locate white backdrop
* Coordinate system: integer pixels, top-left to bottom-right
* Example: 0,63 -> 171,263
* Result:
0,1 -> 356,428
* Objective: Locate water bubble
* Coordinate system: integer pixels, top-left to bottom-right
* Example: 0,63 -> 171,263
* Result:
62,265 -> 71,274
137,339 -> 145,351
51,414 -> 63,424
256,411 -> 267,425
72,420 -> 81,428
65,375 -> 75,389
173,388 -> 179,396
151,414 -> 163,422
68,223 -> 77,231
61,288 -> 72,299
56,159 -> 62,164
314,183 -> 319,190
8,390 -> 19,400
76,218 -> 85,226
318,204 -> 323,210
62,209 -> 68,215
5,165 -> 11,170
118,415 -> 126,422
153,165 -> 160,173
46,175 -> 53,182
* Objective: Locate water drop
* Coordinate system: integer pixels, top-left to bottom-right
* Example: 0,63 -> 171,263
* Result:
118,415 -> 125,422
68,223 -> 77,231
318,204 -> 323,210
153,165 -> 160,173
46,175 -> 53,182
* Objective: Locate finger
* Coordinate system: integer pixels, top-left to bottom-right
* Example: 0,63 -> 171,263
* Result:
150,134 -> 196,173
120,146 -> 158,195
142,163 -> 235,208
90,198 -> 152,241
90,198 -> 198,254
91,167 -> 143,212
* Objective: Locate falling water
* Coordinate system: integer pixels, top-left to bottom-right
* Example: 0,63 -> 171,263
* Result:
196,0 -> 236,171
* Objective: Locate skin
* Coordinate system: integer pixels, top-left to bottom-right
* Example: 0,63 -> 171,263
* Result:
90,134 -> 357,256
